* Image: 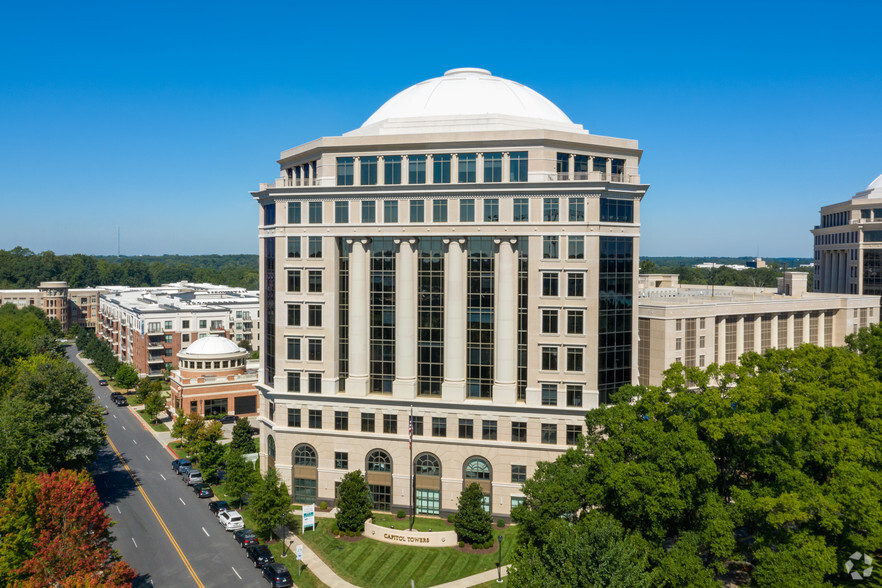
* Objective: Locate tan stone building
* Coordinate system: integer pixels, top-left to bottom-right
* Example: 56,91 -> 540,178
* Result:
169,335 -> 258,418
251,68 -> 648,516
637,272 -> 880,387
0,281 -> 104,332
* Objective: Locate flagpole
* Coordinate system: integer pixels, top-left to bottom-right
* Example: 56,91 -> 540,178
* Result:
409,404 -> 414,531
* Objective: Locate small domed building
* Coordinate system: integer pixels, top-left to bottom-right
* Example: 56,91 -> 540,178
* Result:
169,335 -> 258,418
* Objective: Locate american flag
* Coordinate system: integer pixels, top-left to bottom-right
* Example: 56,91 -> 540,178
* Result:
408,416 -> 413,449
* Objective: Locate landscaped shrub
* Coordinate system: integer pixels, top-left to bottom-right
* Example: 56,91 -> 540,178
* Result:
454,483 -> 493,545
447,514 -> 455,524
332,525 -> 339,535
396,509 -> 406,518
497,518 -> 506,528
320,501 -> 327,510
458,541 -> 465,548
335,470 -> 372,533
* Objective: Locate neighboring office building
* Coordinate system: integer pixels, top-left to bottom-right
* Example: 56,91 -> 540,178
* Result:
169,335 -> 259,418
0,281 -> 105,332
812,174 -> 882,295
637,272 -> 879,387
251,68 -> 648,516
98,282 -> 259,377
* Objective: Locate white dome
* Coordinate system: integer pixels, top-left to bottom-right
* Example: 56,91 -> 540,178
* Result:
869,174 -> 882,190
182,335 -> 243,357
349,68 -> 585,136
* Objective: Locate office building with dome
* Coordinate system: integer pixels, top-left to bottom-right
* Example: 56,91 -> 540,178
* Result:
251,68 -> 648,516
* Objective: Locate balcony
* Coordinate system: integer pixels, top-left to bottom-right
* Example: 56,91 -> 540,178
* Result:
260,177 -> 318,190
147,356 -> 166,364
147,342 -> 164,350
553,171 -> 636,183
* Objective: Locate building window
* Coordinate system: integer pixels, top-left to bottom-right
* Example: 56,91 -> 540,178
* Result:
308,269 -> 322,292
541,423 -> 557,444
433,154 -> 451,183
599,236 -> 634,403
567,310 -> 584,334
384,200 -> 398,223
361,413 -> 375,433
308,409 -> 321,429
542,272 -> 559,296
287,237 -> 301,259
511,465 -> 526,483
484,152 -> 503,182
676,337 -> 682,351
287,408 -> 300,427
513,198 -> 529,222
384,156 -> 401,184
199,320 -> 206,329
287,372 -> 301,393
466,237 -> 495,398
458,419 -> 474,439
556,152 -> 569,177
568,273 -> 584,297
335,201 -> 349,223
288,202 -> 301,224
676,319 -> 683,330
568,236 -> 584,259
308,202 -> 322,224
362,200 -> 376,223
484,199 -> 499,222
699,318 -> 706,329
567,384 -> 583,407
411,416 -> 424,436
566,348 -> 584,372
482,420 -> 497,441
286,338 -> 301,360
458,153 -> 477,183
541,309 -> 558,334
568,198 -> 585,222
307,305 -> 322,327
512,421 -> 527,443
335,411 -> 349,431
361,156 -> 377,185
510,151 -> 528,182
410,200 -> 425,222
335,452 -> 348,469
541,347 -> 558,371
543,236 -> 559,259
460,199 -> 475,222
307,339 -> 322,361
417,238 -> 444,396
432,199 -> 448,222
541,383 -> 557,406
308,373 -> 321,393
337,157 -> 354,185
600,198 -> 634,223
369,239 -> 396,393
263,203 -> 276,226
432,417 -> 446,437
287,270 -> 301,293
308,236 -> 322,258
408,155 -> 427,184
566,425 -> 582,445
543,198 -> 559,222
383,414 -> 397,434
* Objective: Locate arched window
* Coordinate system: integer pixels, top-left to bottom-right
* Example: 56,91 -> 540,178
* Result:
366,449 -> 392,472
267,435 -> 276,460
464,457 -> 490,480
415,453 -> 441,476
294,444 -> 317,466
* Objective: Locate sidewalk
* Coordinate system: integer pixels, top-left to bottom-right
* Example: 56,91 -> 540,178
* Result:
276,529 -> 358,588
429,565 -> 510,588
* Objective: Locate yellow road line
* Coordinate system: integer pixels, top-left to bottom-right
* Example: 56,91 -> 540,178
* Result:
106,436 -> 205,588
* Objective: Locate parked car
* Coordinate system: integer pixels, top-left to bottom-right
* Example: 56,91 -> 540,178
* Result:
233,528 -> 258,548
98,379 -> 108,386
218,414 -> 239,424
178,464 -> 193,477
193,483 -> 213,498
208,500 -> 230,516
185,470 -> 203,486
110,392 -> 124,400
246,544 -> 275,569
113,396 -> 128,407
218,511 -> 244,531
262,563 -> 293,588
171,458 -> 192,473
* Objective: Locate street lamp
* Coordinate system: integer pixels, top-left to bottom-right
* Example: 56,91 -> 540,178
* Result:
281,512 -> 288,557
497,534 -> 503,583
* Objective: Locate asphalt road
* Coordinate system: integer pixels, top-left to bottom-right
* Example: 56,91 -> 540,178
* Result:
69,348 -> 267,588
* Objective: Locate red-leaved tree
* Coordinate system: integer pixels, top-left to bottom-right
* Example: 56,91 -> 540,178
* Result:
0,469 -> 136,587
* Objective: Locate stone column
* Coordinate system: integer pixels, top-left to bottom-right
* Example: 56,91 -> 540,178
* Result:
604,157 -> 612,180
442,238 -> 467,401
839,251 -> 848,293
426,154 -> 434,184
353,156 -> 361,186
567,153 -> 575,180
502,152 -> 510,183
476,153 -> 484,183
818,311 -> 826,346
831,252 -> 839,293
346,238 -> 370,396
770,314 -> 778,351
493,239 -> 518,404
753,316 -> 762,352
402,155 -> 409,185
451,154 -> 459,184
378,155 -> 385,185
393,239 -> 418,399
735,316 -> 745,362
786,313 -> 795,348
824,252 -> 832,292
717,317 -> 726,364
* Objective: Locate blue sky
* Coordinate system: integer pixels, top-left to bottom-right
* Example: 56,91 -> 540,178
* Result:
1,0 -> 879,257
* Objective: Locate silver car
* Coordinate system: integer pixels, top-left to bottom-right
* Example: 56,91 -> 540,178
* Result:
185,470 -> 203,486
218,510 -> 244,531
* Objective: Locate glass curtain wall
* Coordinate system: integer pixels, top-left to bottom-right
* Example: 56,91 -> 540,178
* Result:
370,238 -> 396,393
417,238 -> 444,395
466,237 -> 494,398
338,239 -> 350,390
597,236 -> 633,404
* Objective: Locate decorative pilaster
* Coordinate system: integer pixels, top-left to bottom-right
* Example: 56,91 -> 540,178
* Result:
346,238 -> 370,395
493,238 -> 518,404
442,238 -> 467,401
393,239 -> 418,399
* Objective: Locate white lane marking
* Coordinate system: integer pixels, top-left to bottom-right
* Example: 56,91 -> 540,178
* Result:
179,497 -> 186,505
145,455 -> 150,461
133,439 -> 137,445
122,426 -> 126,430
132,537 -> 138,548
231,567 -> 241,580
113,415 -> 117,419
116,505 -> 121,514
202,527 -> 210,537
160,473 -> 166,481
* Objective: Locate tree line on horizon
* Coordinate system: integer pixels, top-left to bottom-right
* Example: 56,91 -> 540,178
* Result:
641,257 -> 815,291
0,247 -> 258,290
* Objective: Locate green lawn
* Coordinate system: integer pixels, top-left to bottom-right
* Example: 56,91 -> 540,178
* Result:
136,409 -> 169,432
298,521 -> 518,588
370,514 -> 453,533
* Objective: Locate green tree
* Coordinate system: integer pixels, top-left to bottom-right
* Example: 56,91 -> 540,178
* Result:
225,449 -> 258,507
181,413 -> 205,453
113,363 -> 138,391
334,470 -> 372,533
455,483 -> 493,545
143,390 -> 166,424
192,420 -> 224,482
171,413 -> 188,444
229,418 -> 256,454
249,468 -> 293,540
135,377 -> 162,404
